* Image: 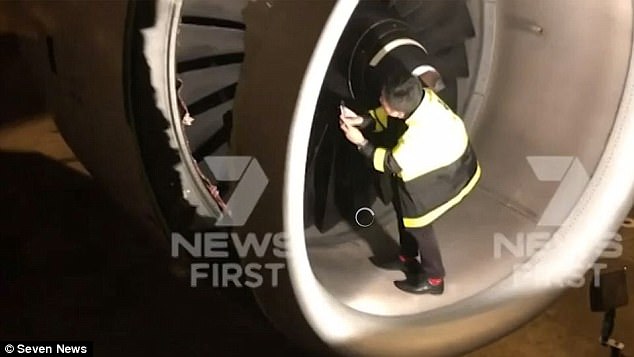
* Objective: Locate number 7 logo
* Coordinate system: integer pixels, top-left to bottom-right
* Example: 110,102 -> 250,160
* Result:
202,156 -> 268,227
527,156 -> 590,227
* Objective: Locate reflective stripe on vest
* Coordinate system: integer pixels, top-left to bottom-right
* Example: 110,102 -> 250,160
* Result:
402,163 -> 481,228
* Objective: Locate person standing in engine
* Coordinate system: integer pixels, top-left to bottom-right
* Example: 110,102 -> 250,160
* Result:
339,73 -> 480,295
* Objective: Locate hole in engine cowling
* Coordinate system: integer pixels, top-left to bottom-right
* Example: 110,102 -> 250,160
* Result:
172,0 -> 251,211
300,0 -> 626,317
305,1 -> 474,232
300,0 -> 527,316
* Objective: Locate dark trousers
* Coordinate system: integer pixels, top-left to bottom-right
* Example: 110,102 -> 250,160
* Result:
397,222 -> 446,279
391,177 -> 446,278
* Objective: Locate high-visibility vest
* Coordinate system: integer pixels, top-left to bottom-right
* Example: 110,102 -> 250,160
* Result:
368,88 -> 481,228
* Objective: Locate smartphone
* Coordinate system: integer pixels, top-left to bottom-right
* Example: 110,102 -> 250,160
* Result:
340,100 -> 356,119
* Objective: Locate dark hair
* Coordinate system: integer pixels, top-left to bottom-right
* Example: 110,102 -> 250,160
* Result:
381,74 -> 423,115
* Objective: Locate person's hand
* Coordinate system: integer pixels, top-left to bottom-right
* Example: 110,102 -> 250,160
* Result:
340,119 -> 367,146
340,115 -> 364,127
